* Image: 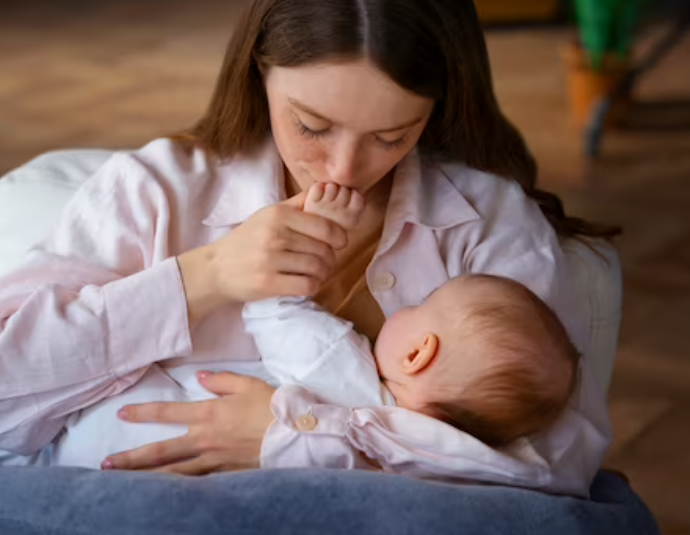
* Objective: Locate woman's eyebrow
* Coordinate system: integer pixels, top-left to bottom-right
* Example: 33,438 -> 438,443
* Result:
289,98 -> 331,122
376,117 -> 424,134
288,97 -> 425,133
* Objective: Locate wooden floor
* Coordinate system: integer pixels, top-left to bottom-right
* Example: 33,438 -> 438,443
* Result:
2,1 -> 690,532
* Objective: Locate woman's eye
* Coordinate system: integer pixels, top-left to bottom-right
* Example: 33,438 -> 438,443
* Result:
296,120 -> 329,140
375,134 -> 407,151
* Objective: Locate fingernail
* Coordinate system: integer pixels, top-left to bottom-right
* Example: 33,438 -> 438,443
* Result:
117,408 -> 128,420
197,371 -> 214,380
101,459 -> 114,470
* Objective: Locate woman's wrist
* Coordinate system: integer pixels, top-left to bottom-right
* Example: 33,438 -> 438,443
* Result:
177,245 -> 231,325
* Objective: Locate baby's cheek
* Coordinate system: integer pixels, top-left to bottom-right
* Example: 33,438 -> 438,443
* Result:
372,335 -> 390,366
375,345 -> 400,383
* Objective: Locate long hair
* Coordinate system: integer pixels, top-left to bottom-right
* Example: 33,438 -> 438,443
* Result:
180,0 -> 619,239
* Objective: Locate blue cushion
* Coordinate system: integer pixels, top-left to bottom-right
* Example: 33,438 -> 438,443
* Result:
0,468 -> 660,535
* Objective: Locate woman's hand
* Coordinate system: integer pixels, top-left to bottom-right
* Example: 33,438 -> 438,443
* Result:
101,372 -> 276,475
178,192 -> 348,324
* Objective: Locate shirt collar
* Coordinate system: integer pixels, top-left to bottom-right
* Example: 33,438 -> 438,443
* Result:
202,139 -> 286,228
386,148 -> 479,231
202,138 -> 479,230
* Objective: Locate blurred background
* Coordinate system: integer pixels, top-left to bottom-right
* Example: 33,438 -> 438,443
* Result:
1,0 -> 689,531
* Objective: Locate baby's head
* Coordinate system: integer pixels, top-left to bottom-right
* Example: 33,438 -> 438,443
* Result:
374,275 -> 579,448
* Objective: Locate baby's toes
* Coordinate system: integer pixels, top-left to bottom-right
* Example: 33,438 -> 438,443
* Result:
322,183 -> 338,202
335,185 -> 352,207
348,190 -> 365,213
306,183 -> 325,204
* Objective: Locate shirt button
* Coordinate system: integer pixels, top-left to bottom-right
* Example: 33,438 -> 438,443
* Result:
376,273 -> 396,291
295,414 -> 317,431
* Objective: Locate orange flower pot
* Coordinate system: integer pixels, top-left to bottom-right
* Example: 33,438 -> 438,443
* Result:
562,43 -> 632,129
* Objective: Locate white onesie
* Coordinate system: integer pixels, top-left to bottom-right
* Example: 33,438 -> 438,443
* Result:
43,297 -> 393,469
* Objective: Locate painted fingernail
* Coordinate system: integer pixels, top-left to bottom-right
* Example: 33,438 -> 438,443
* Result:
197,371 -> 214,379
117,408 -> 128,420
101,459 -> 114,470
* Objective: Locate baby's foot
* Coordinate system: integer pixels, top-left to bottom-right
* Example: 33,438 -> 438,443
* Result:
304,183 -> 364,231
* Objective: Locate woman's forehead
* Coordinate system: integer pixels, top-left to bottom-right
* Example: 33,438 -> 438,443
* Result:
265,59 -> 433,131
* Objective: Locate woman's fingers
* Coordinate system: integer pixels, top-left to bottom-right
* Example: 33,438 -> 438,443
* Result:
279,207 -> 348,250
281,229 -> 337,269
272,273 -> 322,297
111,375 -> 276,472
118,399 -> 216,424
198,372 -> 276,399
276,250 -> 332,281
197,371 -> 256,396
103,436 -> 194,470
181,190 -> 347,308
149,455 -> 216,475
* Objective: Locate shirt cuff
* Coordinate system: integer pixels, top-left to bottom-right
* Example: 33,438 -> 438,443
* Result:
102,257 -> 193,375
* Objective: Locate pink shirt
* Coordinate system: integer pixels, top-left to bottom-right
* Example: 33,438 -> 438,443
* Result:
0,138 -> 610,496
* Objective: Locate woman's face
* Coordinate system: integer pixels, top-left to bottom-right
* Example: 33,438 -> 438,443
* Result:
264,59 -> 434,194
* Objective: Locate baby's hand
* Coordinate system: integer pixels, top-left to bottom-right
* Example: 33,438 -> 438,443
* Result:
304,183 -> 364,231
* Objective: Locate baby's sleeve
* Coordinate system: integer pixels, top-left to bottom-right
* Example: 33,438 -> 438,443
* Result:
261,385 -> 378,471
243,298 -> 384,408
262,384 -> 599,498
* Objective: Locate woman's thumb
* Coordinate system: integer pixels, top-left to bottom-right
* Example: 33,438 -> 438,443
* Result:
282,190 -> 307,209
196,371 -> 252,395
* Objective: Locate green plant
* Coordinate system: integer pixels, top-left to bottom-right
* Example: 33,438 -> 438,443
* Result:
572,0 -> 645,70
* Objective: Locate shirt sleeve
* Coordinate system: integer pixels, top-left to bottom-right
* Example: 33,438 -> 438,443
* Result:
243,298 -> 385,408
262,385 -> 599,497
0,154 -> 193,455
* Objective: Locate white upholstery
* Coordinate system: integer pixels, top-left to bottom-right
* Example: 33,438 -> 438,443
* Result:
0,150 -> 115,278
562,239 -> 622,394
0,150 -> 622,393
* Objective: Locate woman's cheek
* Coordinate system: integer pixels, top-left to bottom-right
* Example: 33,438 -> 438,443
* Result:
294,143 -> 328,181
361,155 -> 403,190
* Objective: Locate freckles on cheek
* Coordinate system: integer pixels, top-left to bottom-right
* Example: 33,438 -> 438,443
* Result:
297,142 -> 322,161
294,143 -> 326,178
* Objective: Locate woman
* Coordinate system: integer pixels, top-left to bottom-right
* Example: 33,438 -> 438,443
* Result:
0,0 -> 615,493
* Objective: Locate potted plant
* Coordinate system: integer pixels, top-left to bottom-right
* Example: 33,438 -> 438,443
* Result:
564,0 -> 645,128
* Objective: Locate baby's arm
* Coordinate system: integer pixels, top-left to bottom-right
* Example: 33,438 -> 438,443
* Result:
243,298 -> 385,408
243,183 -> 386,408
261,384 -> 575,494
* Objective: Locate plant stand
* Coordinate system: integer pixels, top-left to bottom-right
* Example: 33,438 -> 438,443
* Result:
585,3 -> 690,159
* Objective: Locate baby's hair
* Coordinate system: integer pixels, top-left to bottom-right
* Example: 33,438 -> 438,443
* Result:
422,275 -> 580,448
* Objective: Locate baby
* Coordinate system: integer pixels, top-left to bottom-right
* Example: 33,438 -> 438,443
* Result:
374,273 -> 579,447
246,182 -> 580,448
43,183 -> 578,471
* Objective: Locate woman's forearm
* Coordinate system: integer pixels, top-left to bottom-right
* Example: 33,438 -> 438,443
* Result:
0,256 -> 191,454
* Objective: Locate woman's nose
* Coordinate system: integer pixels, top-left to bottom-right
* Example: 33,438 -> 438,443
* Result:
326,138 -> 361,188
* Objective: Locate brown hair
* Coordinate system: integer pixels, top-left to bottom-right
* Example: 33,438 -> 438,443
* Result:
422,275 -> 580,448
179,0 -> 619,240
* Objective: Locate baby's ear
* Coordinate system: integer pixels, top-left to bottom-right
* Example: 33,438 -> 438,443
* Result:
402,334 -> 439,375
